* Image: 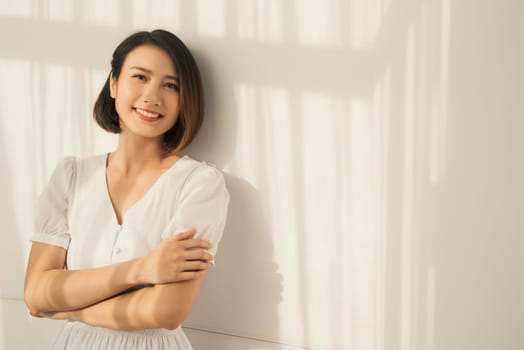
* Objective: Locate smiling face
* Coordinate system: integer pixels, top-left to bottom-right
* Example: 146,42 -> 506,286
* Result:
110,44 -> 180,144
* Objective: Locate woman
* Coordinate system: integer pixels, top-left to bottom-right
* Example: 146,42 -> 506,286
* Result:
24,29 -> 229,349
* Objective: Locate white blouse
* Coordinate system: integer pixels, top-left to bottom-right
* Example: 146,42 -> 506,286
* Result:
30,153 -> 230,350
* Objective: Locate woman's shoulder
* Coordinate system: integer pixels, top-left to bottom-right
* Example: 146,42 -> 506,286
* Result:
177,155 -> 225,181
52,154 -> 106,184
170,156 -> 227,195
67,153 -> 108,171
58,153 -> 106,167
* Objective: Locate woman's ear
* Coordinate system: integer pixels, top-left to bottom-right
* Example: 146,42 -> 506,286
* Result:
109,73 -> 117,99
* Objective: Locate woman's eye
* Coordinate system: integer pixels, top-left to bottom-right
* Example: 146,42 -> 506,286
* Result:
132,74 -> 147,81
165,82 -> 179,91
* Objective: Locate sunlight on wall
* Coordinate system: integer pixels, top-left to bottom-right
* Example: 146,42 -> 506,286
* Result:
132,0 -> 181,31
237,0 -> 283,42
0,59 -> 34,249
230,79 -> 389,348
232,83 -> 259,187
83,68 -> 117,155
0,0 -> 72,20
0,301 -> 4,350
258,87 -> 298,258
348,0 -> 395,49
350,0 -> 381,49
45,0 -> 73,21
373,63 -> 391,350
300,92 -> 341,346
0,0 -> 30,17
81,0 -> 119,26
348,96 -> 383,350
294,0 -> 341,46
382,0 -> 393,15
232,82 -> 308,344
42,64 -> 74,160
299,92 -> 382,348
425,265 -> 436,350
429,0 -> 450,186
196,0 -> 225,37
400,23 -> 415,350
22,61 -> 115,185
230,83 -> 384,348
0,59 -> 38,301
30,64 -> 114,162
256,87 -> 304,344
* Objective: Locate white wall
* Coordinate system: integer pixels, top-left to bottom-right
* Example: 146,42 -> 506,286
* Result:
1,0 -> 523,349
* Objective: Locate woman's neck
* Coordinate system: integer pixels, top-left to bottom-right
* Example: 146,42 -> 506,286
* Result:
108,135 -> 176,175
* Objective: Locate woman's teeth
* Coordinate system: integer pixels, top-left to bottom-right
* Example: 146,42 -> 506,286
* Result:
136,108 -> 160,118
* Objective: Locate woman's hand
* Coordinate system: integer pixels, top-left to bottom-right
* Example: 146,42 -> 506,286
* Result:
137,228 -> 213,285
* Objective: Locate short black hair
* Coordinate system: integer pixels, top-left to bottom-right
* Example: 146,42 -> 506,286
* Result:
93,29 -> 204,153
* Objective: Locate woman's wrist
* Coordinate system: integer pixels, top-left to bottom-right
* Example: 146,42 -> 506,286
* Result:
129,257 -> 148,285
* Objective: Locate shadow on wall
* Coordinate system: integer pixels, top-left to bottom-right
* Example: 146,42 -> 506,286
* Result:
187,174 -> 283,340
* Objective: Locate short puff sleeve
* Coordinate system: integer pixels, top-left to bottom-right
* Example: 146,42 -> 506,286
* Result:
31,156 -> 76,250
161,164 -> 230,265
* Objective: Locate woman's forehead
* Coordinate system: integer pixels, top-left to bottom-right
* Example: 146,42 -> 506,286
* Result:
123,45 -> 177,76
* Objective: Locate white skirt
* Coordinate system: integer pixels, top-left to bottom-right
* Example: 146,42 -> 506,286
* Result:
51,321 -> 193,350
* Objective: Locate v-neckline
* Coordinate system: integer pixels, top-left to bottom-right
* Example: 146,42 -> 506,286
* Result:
103,153 -> 187,226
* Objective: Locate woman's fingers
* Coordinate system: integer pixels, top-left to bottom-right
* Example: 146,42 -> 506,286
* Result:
170,228 -> 196,241
175,271 -> 206,282
180,238 -> 213,250
169,229 -> 212,249
152,228 -> 213,283
183,249 -> 214,262
168,228 -> 212,250
141,227 -> 214,284
182,260 -> 213,272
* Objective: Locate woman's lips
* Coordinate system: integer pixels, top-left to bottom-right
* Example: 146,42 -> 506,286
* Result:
134,108 -> 162,122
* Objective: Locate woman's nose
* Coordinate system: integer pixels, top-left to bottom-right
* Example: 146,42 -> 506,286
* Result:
142,85 -> 161,105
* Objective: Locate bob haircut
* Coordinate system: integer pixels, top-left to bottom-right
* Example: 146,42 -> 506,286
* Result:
93,29 -> 204,153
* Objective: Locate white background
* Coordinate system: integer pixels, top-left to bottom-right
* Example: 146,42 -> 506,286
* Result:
1,0 -> 523,349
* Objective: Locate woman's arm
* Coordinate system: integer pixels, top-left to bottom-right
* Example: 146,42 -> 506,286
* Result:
44,272 -> 208,330
24,229 -> 213,316
24,242 -> 142,316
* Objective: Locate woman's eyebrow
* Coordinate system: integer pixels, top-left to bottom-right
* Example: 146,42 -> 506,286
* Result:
130,66 -> 179,82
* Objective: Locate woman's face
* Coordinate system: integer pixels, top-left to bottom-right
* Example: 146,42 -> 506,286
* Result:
110,44 -> 180,144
